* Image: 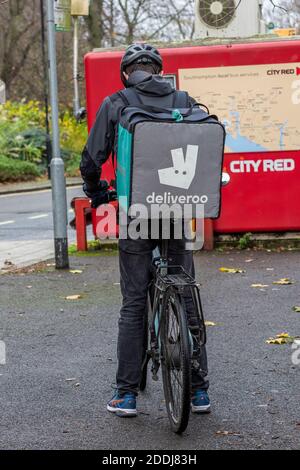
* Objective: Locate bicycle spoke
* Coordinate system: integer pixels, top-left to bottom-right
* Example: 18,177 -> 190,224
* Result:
164,298 -> 184,422
160,287 -> 192,433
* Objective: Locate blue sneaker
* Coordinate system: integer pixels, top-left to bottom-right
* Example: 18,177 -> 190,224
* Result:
107,392 -> 137,417
191,389 -> 211,414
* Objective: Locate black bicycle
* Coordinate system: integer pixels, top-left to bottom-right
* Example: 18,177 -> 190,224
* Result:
140,239 -> 206,434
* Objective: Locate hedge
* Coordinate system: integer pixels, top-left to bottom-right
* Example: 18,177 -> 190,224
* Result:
0,155 -> 40,182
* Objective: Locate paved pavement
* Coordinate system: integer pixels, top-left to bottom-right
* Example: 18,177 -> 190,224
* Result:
0,186 -> 93,270
0,249 -> 299,450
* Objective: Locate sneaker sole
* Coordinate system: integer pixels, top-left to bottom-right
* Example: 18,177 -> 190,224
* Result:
107,404 -> 137,417
191,403 -> 211,414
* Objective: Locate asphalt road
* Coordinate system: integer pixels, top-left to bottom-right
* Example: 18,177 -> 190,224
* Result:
0,249 -> 300,450
0,187 -> 87,242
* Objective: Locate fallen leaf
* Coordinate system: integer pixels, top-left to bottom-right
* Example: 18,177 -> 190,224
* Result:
65,294 -> 82,300
245,259 -> 254,263
273,278 -> 294,285
205,321 -> 217,327
251,284 -> 269,288
266,338 -> 287,345
74,382 -> 80,387
26,285 -> 32,289
219,267 -> 245,274
266,332 -> 295,345
66,378 -> 77,382
292,306 -> 300,313
69,270 -> 83,274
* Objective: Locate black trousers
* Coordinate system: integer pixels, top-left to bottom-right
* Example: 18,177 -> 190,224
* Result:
116,237 -> 209,396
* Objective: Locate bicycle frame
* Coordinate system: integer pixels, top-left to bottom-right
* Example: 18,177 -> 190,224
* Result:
146,239 -> 207,381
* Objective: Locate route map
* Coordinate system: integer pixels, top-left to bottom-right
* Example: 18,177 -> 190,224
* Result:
179,63 -> 300,153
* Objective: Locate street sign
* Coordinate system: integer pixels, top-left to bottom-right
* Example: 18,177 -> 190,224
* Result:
71,0 -> 90,16
54,0 -> 71,31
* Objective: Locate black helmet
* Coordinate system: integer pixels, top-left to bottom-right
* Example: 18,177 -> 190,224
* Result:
120,43 -> 163,85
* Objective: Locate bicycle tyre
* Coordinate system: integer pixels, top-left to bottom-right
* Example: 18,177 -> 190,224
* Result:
160,287 -> 191,434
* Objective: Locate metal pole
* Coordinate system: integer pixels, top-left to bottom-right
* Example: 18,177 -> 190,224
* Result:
40,0 -> 52,179
73,15 -> 80,117
46,0 -> 69,269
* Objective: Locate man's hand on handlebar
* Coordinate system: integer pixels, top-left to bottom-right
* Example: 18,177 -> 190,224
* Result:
83,180 -> 117,209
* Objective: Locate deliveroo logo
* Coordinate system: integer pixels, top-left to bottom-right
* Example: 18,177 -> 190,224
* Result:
158,145 -> 198,190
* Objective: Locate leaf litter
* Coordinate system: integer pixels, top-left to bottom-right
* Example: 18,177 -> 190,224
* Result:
219,267 -> 245,274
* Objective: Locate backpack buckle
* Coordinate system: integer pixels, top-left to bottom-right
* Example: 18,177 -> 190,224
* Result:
172,109 -> 183,122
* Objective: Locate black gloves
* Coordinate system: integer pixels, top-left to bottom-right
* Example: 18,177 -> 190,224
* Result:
83,180 -> 117,208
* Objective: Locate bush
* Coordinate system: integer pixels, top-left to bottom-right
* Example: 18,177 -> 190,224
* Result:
0,100 -> 46,129
0,155 -> 41,182
59,109 -> 87,177
0,101 -> 88,181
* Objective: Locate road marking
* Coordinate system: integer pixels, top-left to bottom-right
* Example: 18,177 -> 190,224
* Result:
0,186 -> 82,198
0,220 -> 15,226
28,214 -> 49,220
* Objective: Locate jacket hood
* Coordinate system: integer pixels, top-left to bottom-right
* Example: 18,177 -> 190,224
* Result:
127,71 -> 174,97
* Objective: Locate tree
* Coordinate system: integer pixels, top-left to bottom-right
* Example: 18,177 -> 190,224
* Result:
0,0 -> 40,98
263,0 -> 300,32
5,0 -> 294,104
84,0 -> 195,49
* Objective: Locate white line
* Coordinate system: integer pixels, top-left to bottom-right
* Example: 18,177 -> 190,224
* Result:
0,220 -> 15,226
0,185 -> 82,198
28,214 -> 49,220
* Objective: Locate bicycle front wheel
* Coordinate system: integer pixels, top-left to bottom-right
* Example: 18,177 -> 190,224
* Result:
160,288 -> 191,434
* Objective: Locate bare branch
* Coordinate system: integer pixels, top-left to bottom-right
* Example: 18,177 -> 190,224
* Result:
269,0 -> 289,13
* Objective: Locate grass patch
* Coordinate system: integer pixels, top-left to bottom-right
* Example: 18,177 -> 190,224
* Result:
215,234 -> 300,252
68,240 -> 118,256
238,232 -> 253,250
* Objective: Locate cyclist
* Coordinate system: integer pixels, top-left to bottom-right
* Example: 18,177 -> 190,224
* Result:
80,44 -> 210,418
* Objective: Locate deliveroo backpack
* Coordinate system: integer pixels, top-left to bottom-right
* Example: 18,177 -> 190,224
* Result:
115,88 -> 225,219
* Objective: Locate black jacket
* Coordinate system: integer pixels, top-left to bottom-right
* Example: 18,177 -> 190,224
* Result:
80,71 -> 195,192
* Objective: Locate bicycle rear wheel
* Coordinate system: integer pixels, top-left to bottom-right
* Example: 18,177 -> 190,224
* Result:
161,287 -> 191,434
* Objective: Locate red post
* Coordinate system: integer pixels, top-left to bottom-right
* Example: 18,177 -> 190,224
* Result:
74,197 -> 91,251
204,219 -> 214,251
